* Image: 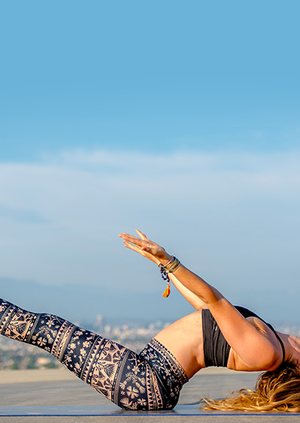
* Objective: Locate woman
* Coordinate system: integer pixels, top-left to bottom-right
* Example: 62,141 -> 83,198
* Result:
1,230 -> 300,412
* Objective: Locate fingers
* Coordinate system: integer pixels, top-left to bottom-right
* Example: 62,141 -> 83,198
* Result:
119,231 -> 161,265
119,231 -> 148,242
119,232 -> 147,247
123,240 -> 150,257
119,230 -> 156,255
136,229 -> 147,240
136,230 -> 150,250
123,240 -> 140,252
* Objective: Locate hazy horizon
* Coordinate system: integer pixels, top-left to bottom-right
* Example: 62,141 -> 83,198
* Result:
1,274 -> 299,327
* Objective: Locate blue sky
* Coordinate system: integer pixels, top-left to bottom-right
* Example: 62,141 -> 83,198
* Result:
1,0 -> 299,159
0,1 -> 300,321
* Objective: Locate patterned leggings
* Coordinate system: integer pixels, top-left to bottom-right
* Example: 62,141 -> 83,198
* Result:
0,299 -> 188,410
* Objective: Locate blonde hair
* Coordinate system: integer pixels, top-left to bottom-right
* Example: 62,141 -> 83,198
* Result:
202,361 -> 300,413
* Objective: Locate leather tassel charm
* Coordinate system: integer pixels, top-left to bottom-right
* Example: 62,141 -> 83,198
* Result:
162,283 -> 171,297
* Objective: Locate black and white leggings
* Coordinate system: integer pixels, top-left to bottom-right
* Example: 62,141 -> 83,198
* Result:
0,299 -> 188,410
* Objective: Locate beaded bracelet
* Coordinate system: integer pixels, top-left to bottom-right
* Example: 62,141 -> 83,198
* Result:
159,256 -> 181,297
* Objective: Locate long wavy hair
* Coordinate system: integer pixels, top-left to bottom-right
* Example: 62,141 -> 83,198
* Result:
202,361 -> 300,412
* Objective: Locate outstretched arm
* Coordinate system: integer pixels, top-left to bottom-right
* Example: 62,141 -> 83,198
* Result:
119,230 -> 283,370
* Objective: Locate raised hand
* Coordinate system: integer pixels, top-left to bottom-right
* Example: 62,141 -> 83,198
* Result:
119,230 -> 172,265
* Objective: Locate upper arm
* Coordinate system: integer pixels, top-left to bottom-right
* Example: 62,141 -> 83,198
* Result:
209,298 -> 281,370
167,264 -> 281,369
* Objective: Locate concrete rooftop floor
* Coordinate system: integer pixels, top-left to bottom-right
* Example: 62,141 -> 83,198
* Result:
0,368 -> 299,423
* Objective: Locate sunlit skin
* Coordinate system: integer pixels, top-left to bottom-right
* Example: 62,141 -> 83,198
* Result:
119,230 -> 300,379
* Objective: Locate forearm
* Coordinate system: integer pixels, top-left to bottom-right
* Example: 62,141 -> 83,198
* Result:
161,258 -> 223,306
168,273 -> 208,310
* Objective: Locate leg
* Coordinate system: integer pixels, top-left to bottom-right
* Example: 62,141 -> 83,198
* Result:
0,298 -> 187,410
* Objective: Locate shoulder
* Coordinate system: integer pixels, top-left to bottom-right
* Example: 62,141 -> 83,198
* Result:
227,317 -> 284,371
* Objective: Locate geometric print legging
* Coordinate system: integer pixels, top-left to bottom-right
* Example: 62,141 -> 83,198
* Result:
0,298 -> 188,410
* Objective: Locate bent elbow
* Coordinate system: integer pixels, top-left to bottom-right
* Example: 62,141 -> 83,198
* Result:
247,348 -> 280,371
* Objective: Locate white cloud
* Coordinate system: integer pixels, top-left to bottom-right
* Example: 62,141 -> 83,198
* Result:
0,149 -> 300,307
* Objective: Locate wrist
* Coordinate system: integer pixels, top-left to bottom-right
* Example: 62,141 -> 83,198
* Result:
158,253 -> 173,266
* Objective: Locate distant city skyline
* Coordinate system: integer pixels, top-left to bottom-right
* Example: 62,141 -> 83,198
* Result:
1,1 -> 300,322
